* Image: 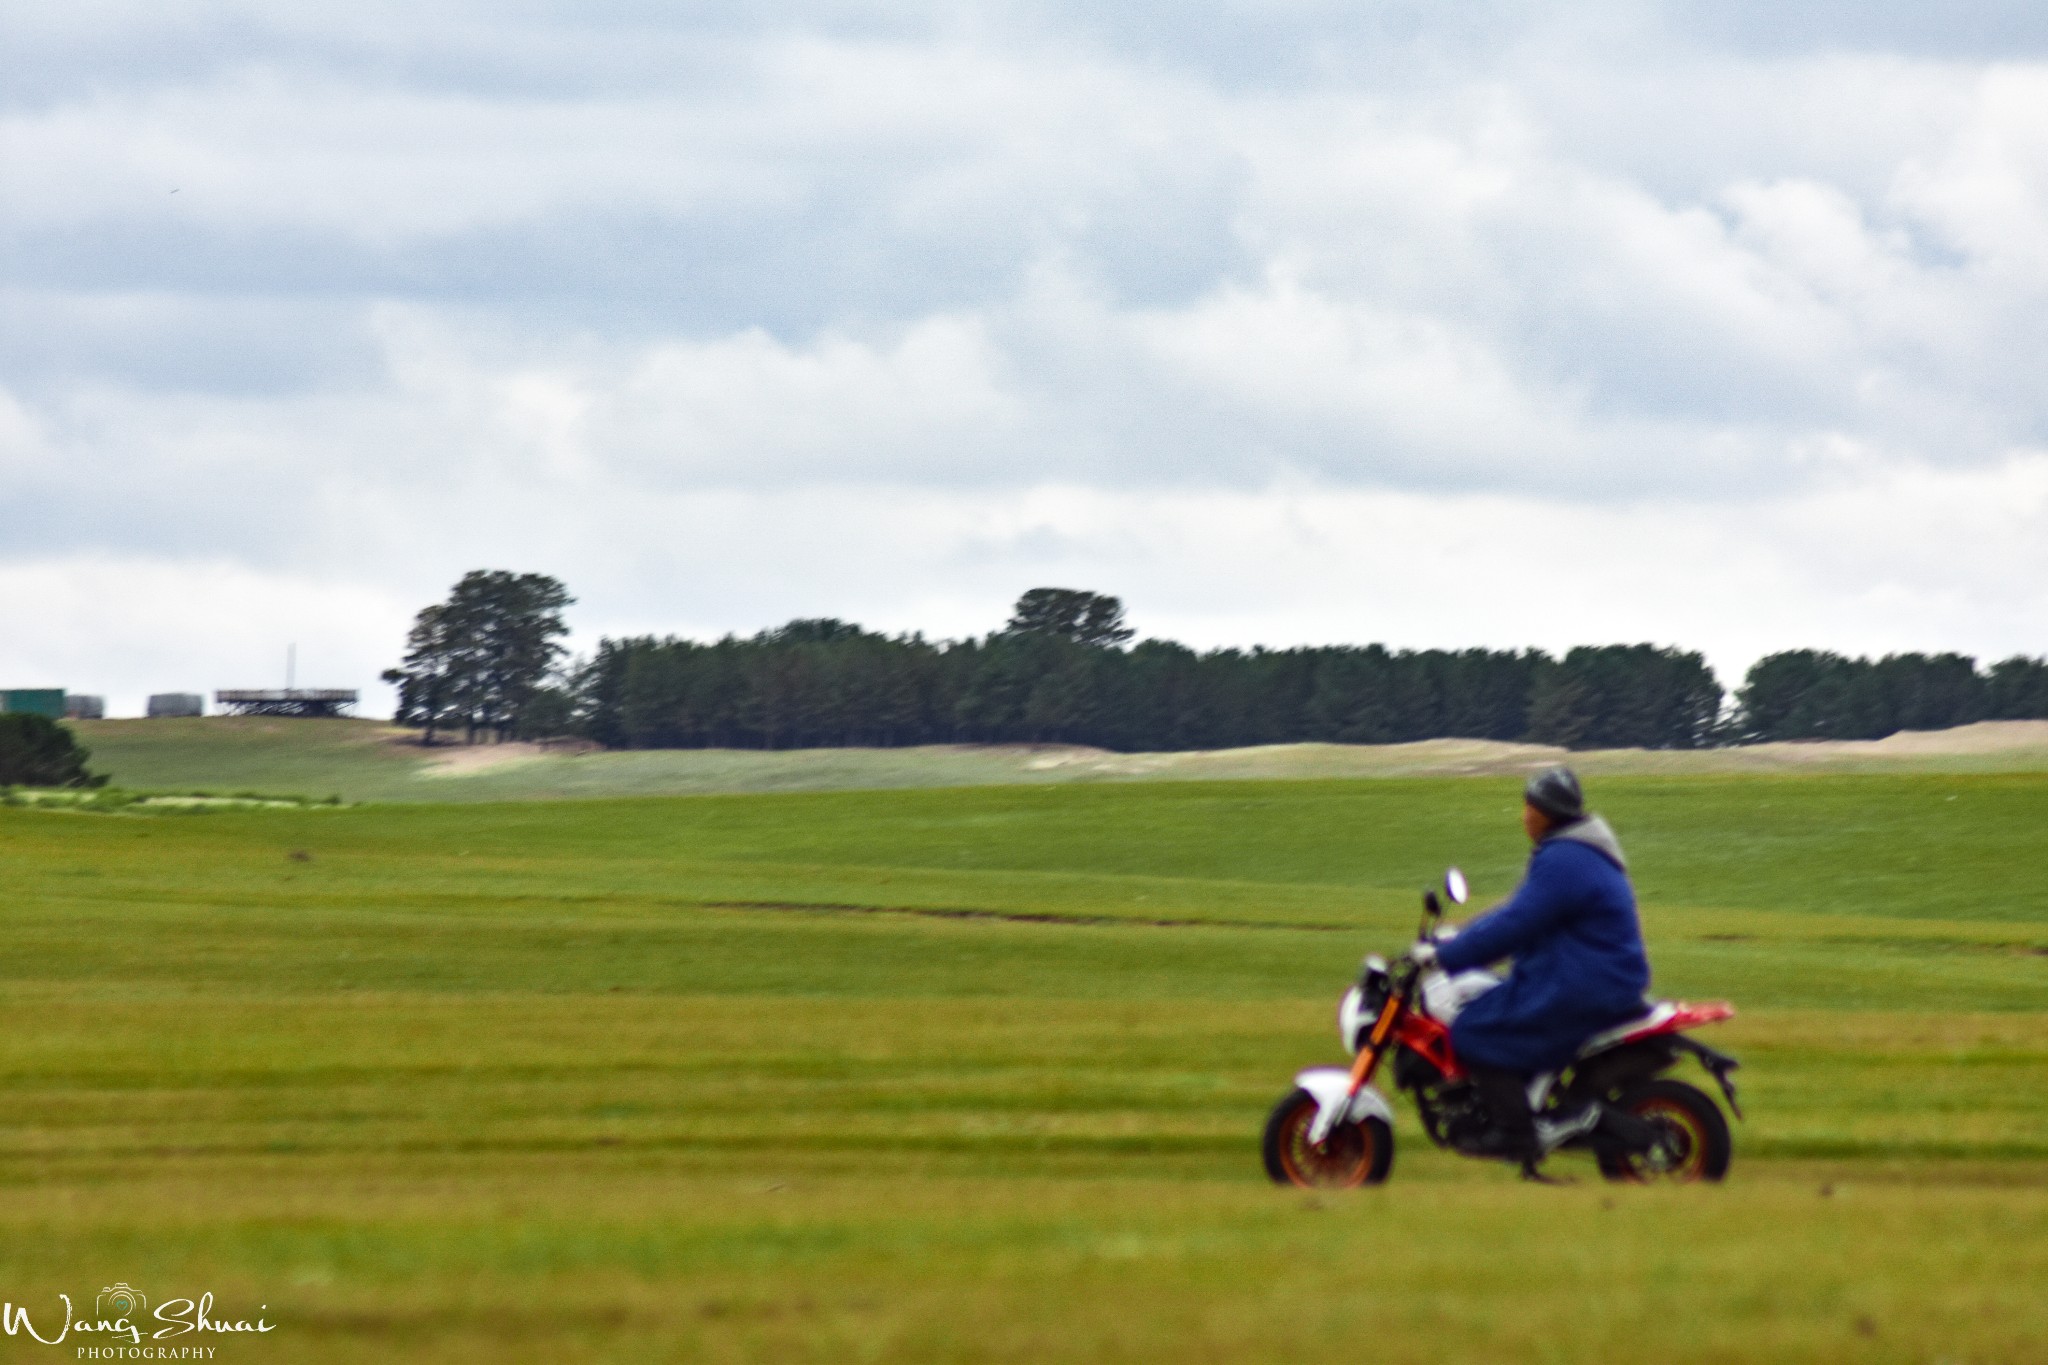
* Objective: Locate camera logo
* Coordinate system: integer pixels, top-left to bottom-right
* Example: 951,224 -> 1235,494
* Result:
95,1283 -> 147,1318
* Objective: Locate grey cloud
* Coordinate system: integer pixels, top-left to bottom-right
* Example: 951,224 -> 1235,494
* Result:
4,192 -> 1247,371
4,0 -> 2048,567
13,2 -> 2048,116
0,289 -> 381,396
6,1 -> 2048,708
1,1 -> 1521,101
1661,0 -> 2048,60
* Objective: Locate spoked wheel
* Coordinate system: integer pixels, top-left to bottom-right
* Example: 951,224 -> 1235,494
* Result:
1597,1079 -> 1732,1184
1262,1088 -> 1394,1187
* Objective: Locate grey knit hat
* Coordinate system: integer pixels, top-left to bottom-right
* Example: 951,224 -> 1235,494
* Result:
1524,766 -> 1585,822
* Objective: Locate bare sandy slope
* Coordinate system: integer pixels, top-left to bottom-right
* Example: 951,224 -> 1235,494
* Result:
416,738 -> 598,777
1763,719 -> 2048,756
1011,737 -> 1567,779
401,719 -> 2048,799
71,714 -> 2048,801
1573,719 -> 2048,774
995,721 -> 2048,780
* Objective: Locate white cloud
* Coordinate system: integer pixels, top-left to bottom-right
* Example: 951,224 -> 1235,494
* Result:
17,452 -> 2045,716
0,557 -> 410,718
4,5 -> 2048,711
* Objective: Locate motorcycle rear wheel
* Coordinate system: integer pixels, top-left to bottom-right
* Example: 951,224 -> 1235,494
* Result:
1262,1087 -> 1394,1187
1597,1078 -> 1731,1184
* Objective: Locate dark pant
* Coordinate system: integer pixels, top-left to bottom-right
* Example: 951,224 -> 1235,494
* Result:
1468,1064 -> 1539,1162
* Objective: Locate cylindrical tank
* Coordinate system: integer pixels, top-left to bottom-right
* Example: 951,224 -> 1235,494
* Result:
146,693 -> 205,718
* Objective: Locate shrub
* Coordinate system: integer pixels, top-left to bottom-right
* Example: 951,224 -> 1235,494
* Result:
0,713 -> 108,787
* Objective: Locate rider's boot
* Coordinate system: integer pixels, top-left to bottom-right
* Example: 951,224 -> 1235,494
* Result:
1470,1064 -> 1544,1168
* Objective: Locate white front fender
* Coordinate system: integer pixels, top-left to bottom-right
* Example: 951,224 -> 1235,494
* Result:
1295,1066 -> 1395,1145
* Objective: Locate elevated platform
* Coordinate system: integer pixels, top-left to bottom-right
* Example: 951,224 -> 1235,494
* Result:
215,689 -> 358,718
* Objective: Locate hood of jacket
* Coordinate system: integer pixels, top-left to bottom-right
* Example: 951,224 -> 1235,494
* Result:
1545,813 -> 1627,871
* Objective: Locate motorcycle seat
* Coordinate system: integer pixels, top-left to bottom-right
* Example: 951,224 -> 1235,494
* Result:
1577,1001 -> 1679,1056
1578,999 -> 1737,1057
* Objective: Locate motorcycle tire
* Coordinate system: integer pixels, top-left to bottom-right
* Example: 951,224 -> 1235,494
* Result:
1262,1087 -> 1394,1187
1596,1078 -> 1732,1184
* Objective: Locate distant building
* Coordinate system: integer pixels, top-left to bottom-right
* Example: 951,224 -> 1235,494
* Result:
147,693 -> 205,718
0,689 -> 67,718
64,695 -> 105,720
214,689 -> 357,718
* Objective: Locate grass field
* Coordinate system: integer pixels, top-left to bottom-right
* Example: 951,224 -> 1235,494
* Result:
1,772 -> 2044,1361
68,715 -> 2048,804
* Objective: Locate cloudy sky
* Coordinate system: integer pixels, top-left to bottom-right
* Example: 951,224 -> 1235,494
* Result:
7,1 -> 2048,716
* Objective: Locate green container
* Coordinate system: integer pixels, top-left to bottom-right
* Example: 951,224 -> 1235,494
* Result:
0,689 -> 67,718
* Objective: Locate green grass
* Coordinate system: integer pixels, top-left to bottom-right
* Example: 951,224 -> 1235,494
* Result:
70,715 -> 2048,805
70,716 -> 422,801
0,773 -> 2043,1361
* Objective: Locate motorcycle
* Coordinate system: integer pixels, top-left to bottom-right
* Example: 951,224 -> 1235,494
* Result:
1263,868 -> 1741,1186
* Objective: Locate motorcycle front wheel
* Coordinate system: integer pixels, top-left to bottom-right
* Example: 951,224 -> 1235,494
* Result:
1262,1087 -> 1394,1187
1596,1078 -> 1732,1183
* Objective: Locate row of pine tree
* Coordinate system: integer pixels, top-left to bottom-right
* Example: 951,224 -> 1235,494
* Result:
387,581 -> 2048,750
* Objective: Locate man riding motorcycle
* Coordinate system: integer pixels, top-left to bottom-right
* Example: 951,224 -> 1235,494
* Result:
1408,766 -> 1651,1177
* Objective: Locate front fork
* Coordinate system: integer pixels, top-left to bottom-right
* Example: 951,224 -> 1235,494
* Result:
1308,986 -> 1408,1147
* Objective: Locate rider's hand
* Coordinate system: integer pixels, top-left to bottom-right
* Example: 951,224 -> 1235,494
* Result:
1405,941 -> 1439,969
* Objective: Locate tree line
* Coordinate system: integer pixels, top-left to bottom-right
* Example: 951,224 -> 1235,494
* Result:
383,576 -> 2048,751
1732,650 -> 2048,741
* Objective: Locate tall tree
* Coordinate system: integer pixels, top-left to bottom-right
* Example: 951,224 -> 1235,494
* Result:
387,571 -> 574,743
384,603 -> 457,743
1004,588 -> 1135,648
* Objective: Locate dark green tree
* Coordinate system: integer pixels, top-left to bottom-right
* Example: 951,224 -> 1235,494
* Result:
1733,650 -> 1841,741
1524,667 -> 1596,749
952,634 -> 1038,739
540,591 -> 2048,757
512,685 -> 580,740
387,571 -> 574,744
384,602 -> 457,743
1872,653 -> 1985,733
1018,637 -> 1104,742
1987,655 -> 2048,719
1533,645 -> 1723,749
0,714 -> 107,788
1004,588 -> 1135,648
1737,650 -> 1988,741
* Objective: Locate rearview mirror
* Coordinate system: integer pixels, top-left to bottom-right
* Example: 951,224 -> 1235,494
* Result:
1445,867 -> 1469,905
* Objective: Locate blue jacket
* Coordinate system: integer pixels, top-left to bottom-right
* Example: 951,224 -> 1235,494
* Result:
1437,816 -> 1651,1075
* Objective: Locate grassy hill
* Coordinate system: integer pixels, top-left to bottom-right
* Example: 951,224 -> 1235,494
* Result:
70,716 -> 425,799
69,714 -> 2048,803
0,771 -> 2042,1360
